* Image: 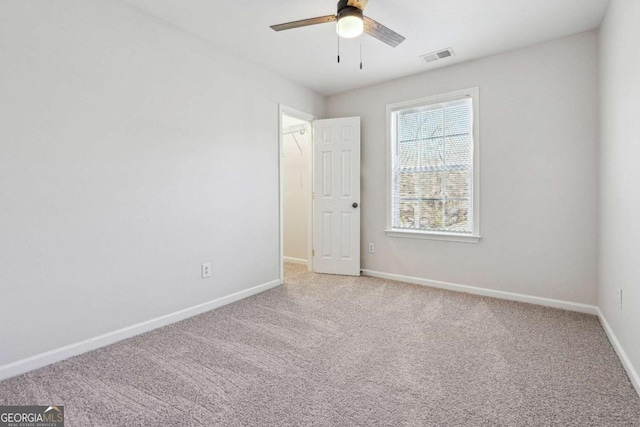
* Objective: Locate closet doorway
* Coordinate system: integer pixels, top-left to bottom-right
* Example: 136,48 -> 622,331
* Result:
279,106 -> 314,280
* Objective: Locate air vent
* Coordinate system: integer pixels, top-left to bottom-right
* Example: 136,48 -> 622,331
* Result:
420,48 -> 455,64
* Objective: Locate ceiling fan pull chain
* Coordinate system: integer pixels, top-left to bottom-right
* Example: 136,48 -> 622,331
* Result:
337,27 -> 341,63
360,37 -> 363,70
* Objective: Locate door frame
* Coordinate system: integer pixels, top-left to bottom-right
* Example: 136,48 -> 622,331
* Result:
278,104 -> 317,283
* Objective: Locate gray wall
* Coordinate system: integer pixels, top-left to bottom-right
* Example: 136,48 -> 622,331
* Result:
327,31 -> 599,305
0,0 -> 324,365
599,0 -> 640,385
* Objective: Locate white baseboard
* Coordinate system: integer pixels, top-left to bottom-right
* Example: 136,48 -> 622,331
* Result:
283,256 -> 308,265
597,309 -> 640,397
0,279 -> 281,382
361,269 -> 598,315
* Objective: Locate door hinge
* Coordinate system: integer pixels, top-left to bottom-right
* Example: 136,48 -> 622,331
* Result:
312,192 -> 316,200
312,249 -> 315,257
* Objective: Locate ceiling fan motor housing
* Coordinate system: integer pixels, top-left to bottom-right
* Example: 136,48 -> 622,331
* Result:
337,0 -> 364,21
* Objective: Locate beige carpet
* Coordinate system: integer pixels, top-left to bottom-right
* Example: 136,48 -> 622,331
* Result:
1,263 -> 639,426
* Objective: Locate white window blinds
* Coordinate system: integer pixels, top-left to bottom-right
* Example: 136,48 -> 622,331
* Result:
390,97 -> 474,234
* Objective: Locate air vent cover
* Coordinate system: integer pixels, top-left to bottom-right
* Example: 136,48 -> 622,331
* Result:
420,48 -> 455,64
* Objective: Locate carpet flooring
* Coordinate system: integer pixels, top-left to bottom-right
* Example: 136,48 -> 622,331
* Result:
1,263 -> 639,426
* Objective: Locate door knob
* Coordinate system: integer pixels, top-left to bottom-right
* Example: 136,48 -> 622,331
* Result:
352,202 -> 359,208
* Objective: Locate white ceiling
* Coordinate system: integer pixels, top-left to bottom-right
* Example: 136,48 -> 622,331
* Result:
122,0 -> 610,96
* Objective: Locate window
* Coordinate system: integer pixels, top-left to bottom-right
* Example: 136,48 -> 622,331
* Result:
386,88 -> 480,243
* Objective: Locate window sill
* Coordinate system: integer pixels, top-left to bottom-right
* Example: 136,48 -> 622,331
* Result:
384,229 -> 482,244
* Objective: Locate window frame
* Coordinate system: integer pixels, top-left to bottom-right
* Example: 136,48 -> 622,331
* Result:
385,87 -> 481,243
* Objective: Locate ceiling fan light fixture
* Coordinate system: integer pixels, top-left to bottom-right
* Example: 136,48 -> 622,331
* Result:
270,0 -> 405,49
336,7 -> 364,38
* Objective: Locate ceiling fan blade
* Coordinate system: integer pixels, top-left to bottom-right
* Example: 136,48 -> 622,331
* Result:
363,16 -> 405,47
270,15 -> 336,32
347,0 -> 369,11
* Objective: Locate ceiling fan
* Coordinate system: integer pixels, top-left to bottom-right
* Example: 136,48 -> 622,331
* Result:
270,0 -> 405,49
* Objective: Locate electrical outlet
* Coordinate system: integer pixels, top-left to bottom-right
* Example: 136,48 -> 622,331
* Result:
368,243 -> 375,254
617,288 -> 623,310
201,263 -> 211,279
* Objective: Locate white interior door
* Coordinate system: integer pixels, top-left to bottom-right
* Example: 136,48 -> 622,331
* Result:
313,117 -> 361,276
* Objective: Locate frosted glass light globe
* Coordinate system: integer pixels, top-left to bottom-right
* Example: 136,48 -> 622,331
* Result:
337,15 -> 364,38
